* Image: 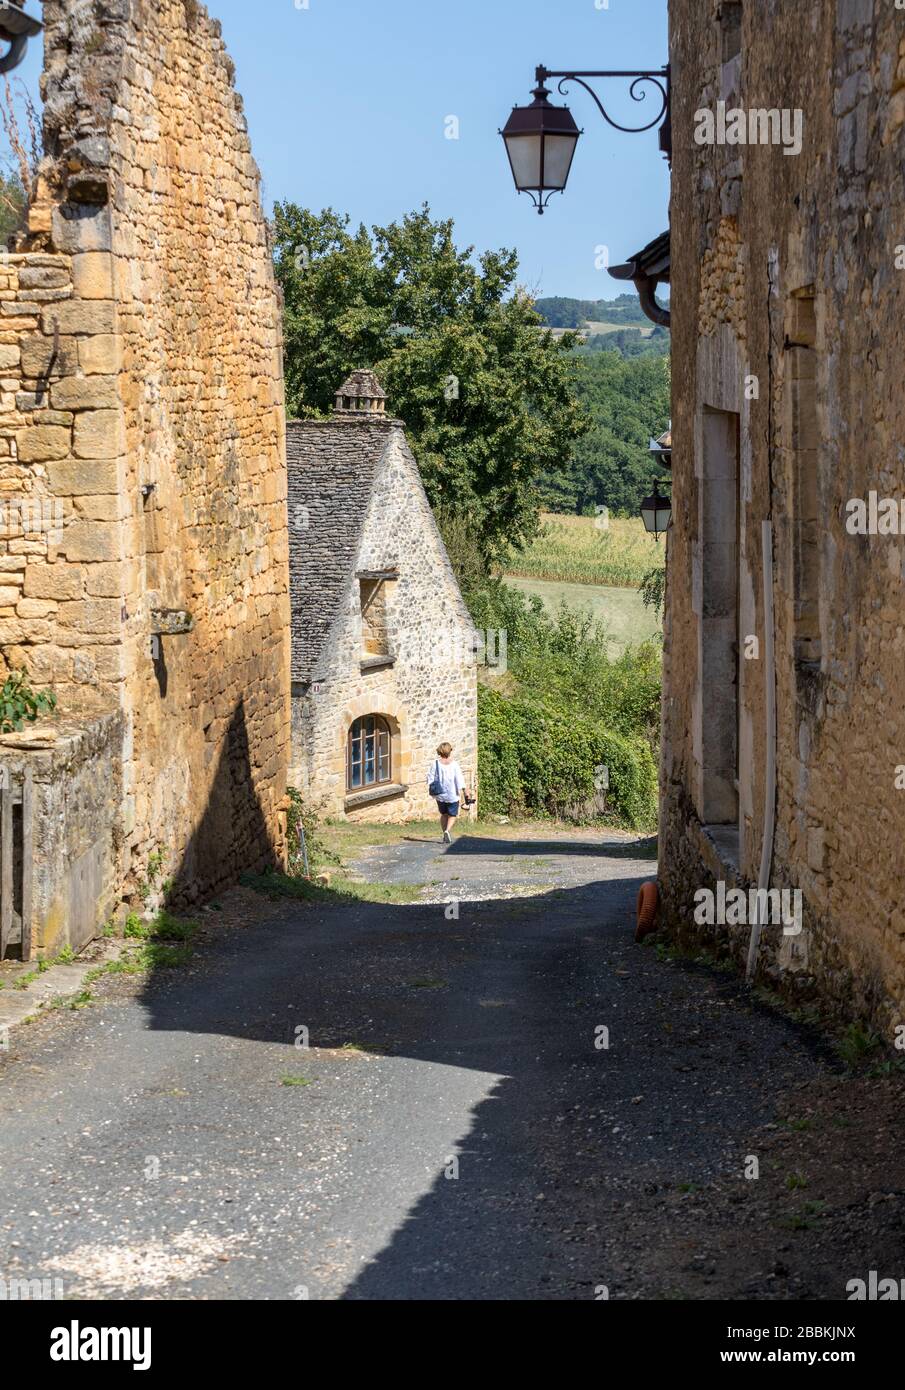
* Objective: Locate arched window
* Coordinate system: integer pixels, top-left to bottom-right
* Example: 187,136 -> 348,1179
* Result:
348,715 -> 392,790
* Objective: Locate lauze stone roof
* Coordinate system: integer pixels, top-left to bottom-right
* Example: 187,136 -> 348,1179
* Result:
286,415 -> 399,682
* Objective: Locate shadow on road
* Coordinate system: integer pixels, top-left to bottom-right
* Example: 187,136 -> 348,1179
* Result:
134,852 -> 821,1300
441,833 -> 659,862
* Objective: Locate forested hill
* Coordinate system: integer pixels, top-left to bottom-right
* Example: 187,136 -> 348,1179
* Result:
536,351 -> 671,517
534,294 -> 650,329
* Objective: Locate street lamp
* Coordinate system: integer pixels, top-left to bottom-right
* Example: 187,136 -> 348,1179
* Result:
0,3 -> 42,74
501,63 -> 670,213
500,80 -> 582,214
640,480 -> 672,541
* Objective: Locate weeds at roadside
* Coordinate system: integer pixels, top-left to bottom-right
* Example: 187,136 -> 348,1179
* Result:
864,1057 -> 905,1078
835,1022 -> 882,1068
783,1200 -> 827,1232
241,869 -> 423,907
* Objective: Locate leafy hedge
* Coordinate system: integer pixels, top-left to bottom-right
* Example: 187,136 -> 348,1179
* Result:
477,685 -> 657,830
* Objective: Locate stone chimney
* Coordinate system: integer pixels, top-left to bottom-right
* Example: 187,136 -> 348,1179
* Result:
334,369 -> 387,418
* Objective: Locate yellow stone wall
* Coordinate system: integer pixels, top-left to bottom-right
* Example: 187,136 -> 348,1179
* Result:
0,0 -> 290,916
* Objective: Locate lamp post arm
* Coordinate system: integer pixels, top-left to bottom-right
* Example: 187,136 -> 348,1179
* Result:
535,64 -> 671,156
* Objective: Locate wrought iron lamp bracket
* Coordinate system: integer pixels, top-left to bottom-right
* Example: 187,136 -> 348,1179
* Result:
537,64 -> 671,159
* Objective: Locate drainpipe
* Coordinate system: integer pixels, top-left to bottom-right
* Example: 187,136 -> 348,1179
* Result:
0,4 -> 43,75
746,519 -> 776,980
634,274 -> 671,329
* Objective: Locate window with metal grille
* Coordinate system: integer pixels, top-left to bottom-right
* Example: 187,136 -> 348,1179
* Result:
348,715 -> 392,791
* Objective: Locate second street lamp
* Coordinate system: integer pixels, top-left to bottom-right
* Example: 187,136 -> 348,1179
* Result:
640,480 -> 672,542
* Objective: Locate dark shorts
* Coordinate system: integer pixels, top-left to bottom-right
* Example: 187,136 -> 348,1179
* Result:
437,800 -> 460,817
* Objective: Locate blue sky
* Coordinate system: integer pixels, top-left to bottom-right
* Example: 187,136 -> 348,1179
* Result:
13,0 -> 669,301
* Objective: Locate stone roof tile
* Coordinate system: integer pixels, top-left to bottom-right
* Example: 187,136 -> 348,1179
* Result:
286,416 -> 396,682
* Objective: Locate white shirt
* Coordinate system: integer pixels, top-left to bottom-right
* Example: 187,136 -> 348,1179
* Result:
427,758 -> 465,801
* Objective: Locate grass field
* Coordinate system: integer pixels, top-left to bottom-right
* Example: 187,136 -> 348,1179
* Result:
504,576 -> 660,655
507,513 -> 662,589
584,318 -> 657,338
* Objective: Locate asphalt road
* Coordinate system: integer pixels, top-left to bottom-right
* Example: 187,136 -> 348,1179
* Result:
0,829 -> 822,1300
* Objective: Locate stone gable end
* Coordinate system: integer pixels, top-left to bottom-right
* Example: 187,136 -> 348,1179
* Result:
290,427 -> 477,823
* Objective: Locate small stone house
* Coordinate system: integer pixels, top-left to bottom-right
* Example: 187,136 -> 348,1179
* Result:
287,372 -> 478,821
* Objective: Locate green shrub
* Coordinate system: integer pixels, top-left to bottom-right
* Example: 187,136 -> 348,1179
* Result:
640,563 -> 666,616
0,670 -> 56,733
286,787 -> 340,875
467,578 -> 662,749
477,686 -> 657,829
467,576 -> 660,828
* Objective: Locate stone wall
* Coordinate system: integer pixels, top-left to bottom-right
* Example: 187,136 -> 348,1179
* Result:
0,713 -> 124,958
291,431 -> 478,823
663,0 -> 905,1030
0,0 -> 290,946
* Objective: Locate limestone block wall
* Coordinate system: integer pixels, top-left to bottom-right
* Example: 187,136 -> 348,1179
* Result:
291,432 -> 478,823
662,0 -> 905,1029
0,251 -> 119,683
0,0 -> 290,931
0,713 -> 125,957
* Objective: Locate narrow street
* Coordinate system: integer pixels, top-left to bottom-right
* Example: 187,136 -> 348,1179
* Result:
2,826 -> 897,1302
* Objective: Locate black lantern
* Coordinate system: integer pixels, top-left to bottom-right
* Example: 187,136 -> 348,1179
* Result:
640,481 -> 672,541
0,3 -> 42,75
500,83 -> 582,214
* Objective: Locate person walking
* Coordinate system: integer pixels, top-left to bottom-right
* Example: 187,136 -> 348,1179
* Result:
427,742 -> 466,844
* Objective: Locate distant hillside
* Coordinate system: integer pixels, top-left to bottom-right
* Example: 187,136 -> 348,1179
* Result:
577,326 -> 670,359
536,352 -> 671,516
534,294 -> 651,329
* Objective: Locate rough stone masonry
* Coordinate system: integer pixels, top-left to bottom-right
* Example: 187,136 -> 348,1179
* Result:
0,0 -> 290,948
663,0 -> 905,1032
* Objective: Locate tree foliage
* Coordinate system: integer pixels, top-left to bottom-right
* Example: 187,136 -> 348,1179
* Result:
477,685 -> 657,828
467,579 -> 661,828
535,350 -> 671,516
271,203 -> 588,568
533,293 -> 650,329
0,170 -> 25,245
576,326 -> 670,359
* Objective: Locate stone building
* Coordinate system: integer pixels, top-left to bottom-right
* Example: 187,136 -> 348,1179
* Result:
0,0 -> 289,958
287,371 -> 478,823
662,0 -> 905,1028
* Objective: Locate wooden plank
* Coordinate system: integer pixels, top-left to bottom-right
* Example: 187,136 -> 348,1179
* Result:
20,768 -> 33,961
0,784 -> 11,960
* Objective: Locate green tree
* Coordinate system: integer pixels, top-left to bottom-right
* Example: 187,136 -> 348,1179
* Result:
536,350 -> 670,515
272,203 -> 588,568
0,170 -> 25,245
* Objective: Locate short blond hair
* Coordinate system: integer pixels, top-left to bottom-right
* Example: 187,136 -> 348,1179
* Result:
437,742 -> 453,758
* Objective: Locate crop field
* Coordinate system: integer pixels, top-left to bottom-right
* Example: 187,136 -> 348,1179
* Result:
507,512 -> 663,589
